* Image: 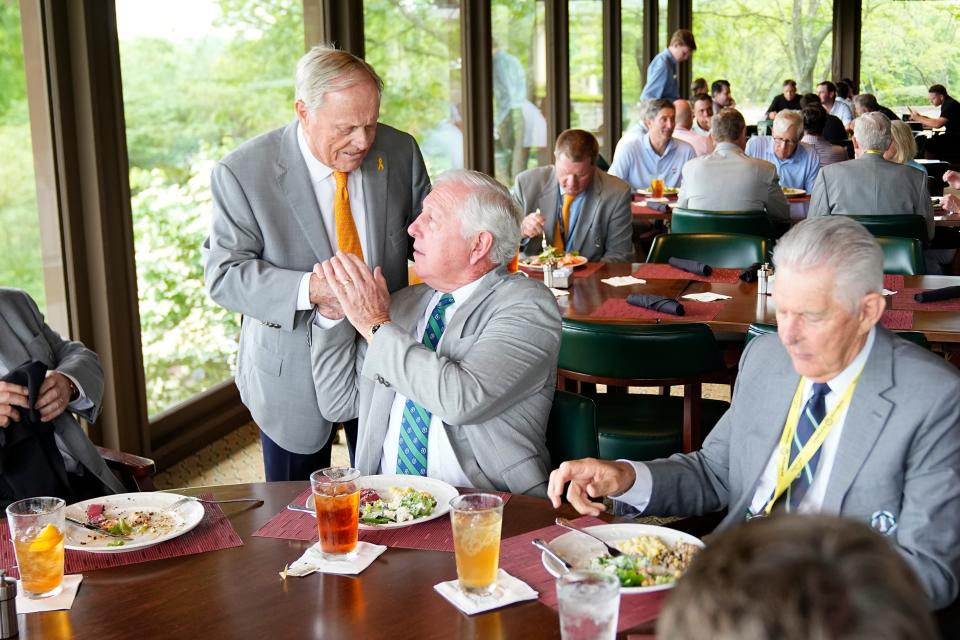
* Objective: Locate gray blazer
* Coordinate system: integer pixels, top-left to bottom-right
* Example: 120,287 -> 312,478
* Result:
310,267 -> 561,496
513,166 -> 633,262
0,289 -> 124,494
677,142 -> 790,222
638,329 -> 960,608
808,154 -> 934,240
203,121 -> 430,454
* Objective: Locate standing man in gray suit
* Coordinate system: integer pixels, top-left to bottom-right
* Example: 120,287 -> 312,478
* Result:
310,170 -> 561,496
203,45 -> 430,481
513,129 -> 633,262
548,217 -> 960,609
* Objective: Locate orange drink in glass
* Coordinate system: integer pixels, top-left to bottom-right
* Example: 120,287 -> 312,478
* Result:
310,467 -> 361,558
650,178 -> 665,199
449,493 -> 504,595
507,249 -> 520,273
6,497 -> 66,598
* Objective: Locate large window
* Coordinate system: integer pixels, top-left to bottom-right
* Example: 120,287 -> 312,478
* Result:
861,0 -> 960,110
364,0 -> 463,179
621,0 -> 645,132
692,0 -> 833,123
569,1 -> 604,148
116,0 -> 303,416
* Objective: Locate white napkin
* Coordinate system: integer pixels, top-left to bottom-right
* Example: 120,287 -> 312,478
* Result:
16,574 -> 83,613
284,541 -> 386,577
601,276 -> 647,287
434,569 -> 539,615
550,288 -> 570,297
682,292 -> 733,302
882,288 -> 898,296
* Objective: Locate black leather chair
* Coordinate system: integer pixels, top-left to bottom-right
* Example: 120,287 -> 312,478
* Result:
546,391 -> 598,469
671,208 -> 775,238
745,322 -> 929,349
876,236 -> 925,275
647,233 -> 771,268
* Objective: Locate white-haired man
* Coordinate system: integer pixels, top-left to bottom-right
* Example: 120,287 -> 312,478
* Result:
809,112 -> 934,241
203,45 -> 430,481
548,216 -> 960,609
745,109 -> 821,193
609,98 -> 696,190
311,171 -> 561,497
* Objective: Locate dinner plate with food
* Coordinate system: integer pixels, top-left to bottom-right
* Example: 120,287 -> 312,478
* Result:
635,186 -> 679,197
782,187 -> 806,197
64,492 -> 205,553
301,474 -> 459,529
540,523 -> 704,594
519,247 -> 589,270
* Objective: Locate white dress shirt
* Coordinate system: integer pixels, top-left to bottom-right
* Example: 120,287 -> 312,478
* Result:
617,328 -> 876,513
379,278 -> 485,487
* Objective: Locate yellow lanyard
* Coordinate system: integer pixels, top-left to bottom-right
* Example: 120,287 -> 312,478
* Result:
762,368 -> 864,515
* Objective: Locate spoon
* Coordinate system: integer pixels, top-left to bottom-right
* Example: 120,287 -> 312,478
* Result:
532,538 -> 572,572
555,517 -> 623,558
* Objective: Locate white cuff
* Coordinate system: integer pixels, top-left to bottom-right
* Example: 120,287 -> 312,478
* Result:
312,313 -> 344,329
613,460 -> 653,513
58,371 -> 94,412
297,272 -> 313,311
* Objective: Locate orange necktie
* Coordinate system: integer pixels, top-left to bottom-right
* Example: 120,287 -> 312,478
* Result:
334,170 -> 364,259
553,193 -> 575,251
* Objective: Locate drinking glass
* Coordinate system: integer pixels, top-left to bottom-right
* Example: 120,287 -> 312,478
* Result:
6,497 -> 66,598
650,178 -> 665,199
449,493 -> 503,595
310,467 -> 361,559
556,571 -> 620,640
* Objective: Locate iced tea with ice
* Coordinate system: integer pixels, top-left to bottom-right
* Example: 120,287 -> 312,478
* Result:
450,494 -> 503,595
310,467 -> 361,557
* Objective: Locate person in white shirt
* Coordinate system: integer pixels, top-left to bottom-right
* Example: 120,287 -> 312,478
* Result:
672,98 -> 714,156
817,80 -> 854,126
548,216 -> 960,609
691,93 -> 713,137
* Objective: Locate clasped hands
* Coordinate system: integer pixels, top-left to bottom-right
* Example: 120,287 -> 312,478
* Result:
0,371 -> 75,428
313,251 -> 391,341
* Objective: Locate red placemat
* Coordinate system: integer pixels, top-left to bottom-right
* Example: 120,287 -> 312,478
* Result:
632,263 -> 742,284
590,298 -> 724,322
884,274 -> 905,290
890,288 -> 960,311
252,488 -> 511,553
0,498 -> 242,577
499,516 -> 667,633
881,310 -> 914,330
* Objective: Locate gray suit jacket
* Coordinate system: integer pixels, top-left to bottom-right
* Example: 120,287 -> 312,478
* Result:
636,329 -> 960,608
310,267 -> 561,496
512,166 -> 633,262
203,121 -> 430,453
0,289 -> 124,495
677,142 -> 790,222
809,154 -> 934,240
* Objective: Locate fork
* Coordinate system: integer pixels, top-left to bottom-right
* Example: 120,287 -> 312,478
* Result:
555,517 -> 623,558
168,496 -> 264,511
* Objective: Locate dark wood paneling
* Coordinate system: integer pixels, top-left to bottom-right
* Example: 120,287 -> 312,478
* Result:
462,0 -> 494,175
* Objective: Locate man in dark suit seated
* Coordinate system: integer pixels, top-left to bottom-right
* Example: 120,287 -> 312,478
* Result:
548,216 -> 960,609
0,288 -> 124,508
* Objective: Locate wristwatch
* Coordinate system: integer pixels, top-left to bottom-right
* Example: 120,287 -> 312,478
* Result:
369,321 -> 390,338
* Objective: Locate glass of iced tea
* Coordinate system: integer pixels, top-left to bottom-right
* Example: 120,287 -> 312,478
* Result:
6,497 -> 66,598
449,493 -> 504,595
650,178 -> 665,199
310,467 -> 361,559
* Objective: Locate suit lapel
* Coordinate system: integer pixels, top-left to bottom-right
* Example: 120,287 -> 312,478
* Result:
537,169 -> 560,246
441,269 -> 503,343
276,122 -> 334,262
361,139 -> 389,268
568,173 -> 601,251
0,312 -> 29,371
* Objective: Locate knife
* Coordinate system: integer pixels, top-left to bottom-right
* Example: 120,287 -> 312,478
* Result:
65,516 -> 133,540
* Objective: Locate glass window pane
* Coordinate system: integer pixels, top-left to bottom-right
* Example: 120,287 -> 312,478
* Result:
569,0 -> 604,148
0,3 -> 43,310
116,0 -> 304,416
861,0 -> 960,109
621,0 -> 645,132
492,0 -> 548,186
692,0 -> 833,124
364,1 -> 462,179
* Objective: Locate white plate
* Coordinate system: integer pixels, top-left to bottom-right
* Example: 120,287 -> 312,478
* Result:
303,475 -> 459,530
65,492 -> 204,553
541,523 -> 704,594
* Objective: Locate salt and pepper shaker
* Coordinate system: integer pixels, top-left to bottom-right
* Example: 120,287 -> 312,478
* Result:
757,263 -> 770,296
543,262 -> 555,288
0,569 -> 18,639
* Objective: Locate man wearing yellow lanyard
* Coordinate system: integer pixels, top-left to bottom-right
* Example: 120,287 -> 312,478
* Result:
547,216 -> 960,610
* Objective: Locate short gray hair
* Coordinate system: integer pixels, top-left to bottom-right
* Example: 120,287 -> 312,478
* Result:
641,98 -> 675,123
711,108 -> 745,143
772,110 -> 803,140
855,112 -> 893,152
773,216 -> 883,311
295,44 -> 384,112
433,170 -> 522,266
888,120 -> 919,164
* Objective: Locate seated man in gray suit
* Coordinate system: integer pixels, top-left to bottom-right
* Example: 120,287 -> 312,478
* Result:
0,288 -> 124,506
809,111 -> 934,241
203,45 -> 430,480
513,128 -> 633,262
548,217 -> 960,609
311,170 -> 561,496
677,108 -> 790,222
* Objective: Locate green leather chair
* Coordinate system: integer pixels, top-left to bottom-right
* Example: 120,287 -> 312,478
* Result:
671,208 -> 775,238
546,391 -> 599,469
843,215 -> 928,244
745,322 -> 929,349
876,236 -> 925,275
647,233 -> 771,268
558,319 -> 732,461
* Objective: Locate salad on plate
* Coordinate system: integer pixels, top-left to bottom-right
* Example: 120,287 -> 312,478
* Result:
358,487 -> 437,525
591,534 -> 700,588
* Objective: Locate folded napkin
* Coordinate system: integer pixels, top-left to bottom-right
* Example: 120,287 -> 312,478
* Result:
682,292 -> 732,302
626,294 -> 685,316
739,263 -> 761,283
550,288 -> 570,297
16,574 -> 83,613
882,289 -> 898,296
285,541 -> 386,577
601,276 -> 647,287
434,569 -> 539,615
644,200 -> 670,212
914,286 -> 960,303
668,257 -> 712,277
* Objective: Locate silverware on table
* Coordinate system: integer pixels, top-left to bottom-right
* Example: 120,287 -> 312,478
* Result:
532,537 -> 572,572
169,497 -> 264,511
286,504 -> 313,515
65,516 -> 133,540
555,517 -> 623,558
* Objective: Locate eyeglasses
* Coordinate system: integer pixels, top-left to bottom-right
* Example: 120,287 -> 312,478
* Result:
773,137 -> 798,147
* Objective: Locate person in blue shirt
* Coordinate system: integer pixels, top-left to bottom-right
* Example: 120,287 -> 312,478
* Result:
745,110 -> 821,194
639,29 -> 696,101
609,99 -> 697,190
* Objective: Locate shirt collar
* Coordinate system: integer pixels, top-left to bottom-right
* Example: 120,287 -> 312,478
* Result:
806,327 -> 876,398
297,122 -> 335,183
715,141 -> 743,153
436,275 -> 485,310
642,133 -> 673,157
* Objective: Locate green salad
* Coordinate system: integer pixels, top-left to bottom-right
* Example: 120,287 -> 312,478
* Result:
358,487 -> 437,525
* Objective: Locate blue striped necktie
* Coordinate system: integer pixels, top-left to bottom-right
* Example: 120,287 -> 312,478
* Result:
785,382 -> 831,511
396,293 -> 456,476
